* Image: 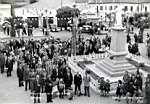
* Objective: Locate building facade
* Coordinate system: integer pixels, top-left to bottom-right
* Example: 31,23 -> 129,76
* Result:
75,0 -> 150,17
0,0 -> 38,7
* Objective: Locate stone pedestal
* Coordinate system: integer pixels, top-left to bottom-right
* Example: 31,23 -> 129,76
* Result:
96,24 -> 136,77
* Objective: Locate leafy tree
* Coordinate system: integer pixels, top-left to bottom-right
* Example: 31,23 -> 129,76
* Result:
56,6 -> 80,29
133,12 -> 150,43
56,6 -> 80,18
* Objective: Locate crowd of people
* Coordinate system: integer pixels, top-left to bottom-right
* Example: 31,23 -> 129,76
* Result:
127,33 -> 140,56
116,70 -> 144,103
0,26 -> 149,104
0,35 -> 95,103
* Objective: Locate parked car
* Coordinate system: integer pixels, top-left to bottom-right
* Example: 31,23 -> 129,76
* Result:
81,25 -> 92,34
50,24 -> 61,32
67,26 -> 72,31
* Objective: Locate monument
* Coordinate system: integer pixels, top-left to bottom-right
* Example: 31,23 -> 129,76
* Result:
96,7 -> 136,77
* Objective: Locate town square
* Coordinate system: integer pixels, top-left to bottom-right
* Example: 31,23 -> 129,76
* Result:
0,0 -> 150,104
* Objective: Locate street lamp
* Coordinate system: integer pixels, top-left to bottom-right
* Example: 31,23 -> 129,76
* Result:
72,4 -> 78,56
10,0 -> 16,37
45,9 -> 49,35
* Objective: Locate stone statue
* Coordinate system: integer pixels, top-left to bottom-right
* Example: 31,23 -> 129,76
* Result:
115,6 -> 123,26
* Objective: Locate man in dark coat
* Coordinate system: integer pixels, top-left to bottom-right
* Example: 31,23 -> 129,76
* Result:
17,63 -> 24,87
0,52 -> 5,74
45,75 -> 53,103
74,72 -> 82,96
23,64 -> 30,91
63,68 -> 73,92
6,56 -> 14,77
33,74 -> 41,103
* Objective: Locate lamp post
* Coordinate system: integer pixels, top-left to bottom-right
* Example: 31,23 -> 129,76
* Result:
72,4 -> 77,56
10,0 -> 16,37
45,9 -> 49,35
61,0 -> 63,8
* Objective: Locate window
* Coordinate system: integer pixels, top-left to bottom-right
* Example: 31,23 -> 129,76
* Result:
100,6 -> 103,10
109,6 -> 112,11
105,6 -> 107,10
131,6 -> 133,12
137,6 -> 139,12
145,6 -> 147,12
114,6 -> 118,10
124,6 -> 128,11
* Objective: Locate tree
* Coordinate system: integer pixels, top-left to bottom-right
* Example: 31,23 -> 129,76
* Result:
56,6 -> 80,29
133,12 -> 150,43
56,6 -> 80,18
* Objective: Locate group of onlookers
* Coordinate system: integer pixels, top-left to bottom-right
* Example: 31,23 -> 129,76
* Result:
0,36 -> 93,103
115,70 -> 143,103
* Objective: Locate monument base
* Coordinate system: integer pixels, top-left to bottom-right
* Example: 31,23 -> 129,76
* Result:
96,53 -> 136,77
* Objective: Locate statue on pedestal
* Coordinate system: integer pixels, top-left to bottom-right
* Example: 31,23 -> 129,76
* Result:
115,7 -> 124,27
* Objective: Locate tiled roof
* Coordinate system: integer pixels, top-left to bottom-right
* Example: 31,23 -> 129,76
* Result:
75,0 -> 150,4
75,0 -> 88,3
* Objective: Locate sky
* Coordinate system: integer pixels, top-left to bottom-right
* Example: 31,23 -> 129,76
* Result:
25,0 -> 75,9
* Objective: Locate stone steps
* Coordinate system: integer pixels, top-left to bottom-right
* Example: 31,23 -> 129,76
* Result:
102,60 -> 135,72
96,61 -> 136,77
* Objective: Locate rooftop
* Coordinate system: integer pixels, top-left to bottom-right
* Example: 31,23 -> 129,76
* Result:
75,0 -> 150,4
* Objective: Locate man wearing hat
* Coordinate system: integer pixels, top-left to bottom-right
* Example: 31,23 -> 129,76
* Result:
83,70 -> 91,97
6,56 -> 14,77
45,75 -> 53,103
74,71 -> 82,96
33,74 -> 41,103
0,51 -> 5,74
23,64 -> 30,91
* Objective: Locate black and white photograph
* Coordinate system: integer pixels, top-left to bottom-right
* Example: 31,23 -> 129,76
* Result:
0,0 -> 150,104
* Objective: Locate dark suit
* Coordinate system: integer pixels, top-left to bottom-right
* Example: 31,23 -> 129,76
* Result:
17,67 -> 24,87
23,68 -> 30,91
74,74 -> 82,95
0,53 -> 5,74
64,72 -> 73,90
33,79 -> 41,103
6,58 -> 14,77
45,78 -> 53,102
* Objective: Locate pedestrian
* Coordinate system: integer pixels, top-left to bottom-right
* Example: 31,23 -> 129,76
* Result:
63,67 -> 73,93
45,75 -> 53,103
0,52 -> 5,74
6,56 -> 14,77
23,64 -> 30,91
33,74 -> 41,103
83,70 -> 91,97
39,68 -> 47,93
115,80 -> 123,102
29,68 -> 36,96
58,78 -> 65,98
17,64 -> 24,87
104,79 -> 110,96
74,71 -> 82,96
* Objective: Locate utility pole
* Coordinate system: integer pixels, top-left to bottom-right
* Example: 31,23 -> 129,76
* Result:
72,4 -> 77,56
45,9 -> 49,36
10,0 -> 16,37
61,0 -> 63,8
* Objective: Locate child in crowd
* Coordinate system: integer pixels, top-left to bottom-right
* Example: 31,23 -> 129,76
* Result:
116,80 -> 123,102
58,78 -> 65,98
104,79 -> 110,96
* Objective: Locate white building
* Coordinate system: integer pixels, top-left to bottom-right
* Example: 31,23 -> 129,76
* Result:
0,4 -> 11,25
75,0 -> 150,19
